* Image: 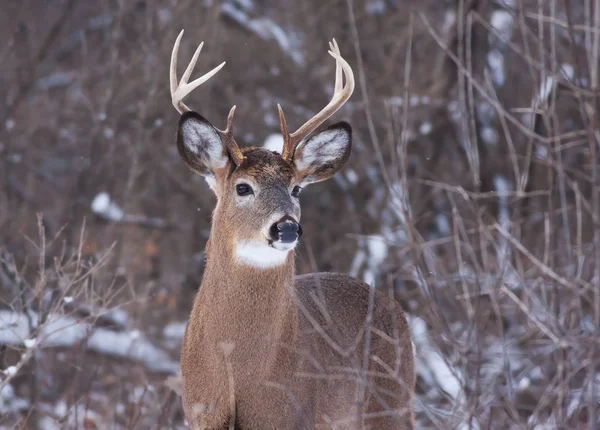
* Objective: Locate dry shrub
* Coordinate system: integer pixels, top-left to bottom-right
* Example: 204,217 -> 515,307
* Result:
1,0 -> 599,428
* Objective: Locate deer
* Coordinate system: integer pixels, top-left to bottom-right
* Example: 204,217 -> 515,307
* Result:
169,30 -> 415,429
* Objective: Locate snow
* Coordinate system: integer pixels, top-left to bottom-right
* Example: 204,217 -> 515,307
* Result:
537,76 -> 555,105
0,383 -> 29,415
157,8 -> 172,26
345,168 -> 358,185
390,182 -> 411,225
91,192 -> 124,221
447,100 -> 461,122
535,144 -> 548,160
388,96 -> 403,107
363,270 -> 376,288
481,126 -> 499,146
561,63 -> 574,80
409,315 -> 462,399
494,175 -> 511,264
529,415 -> 557,429
487,48 -> 505,87
476,101 -> 495,125
435,214 -> 451,236
490,10 -> 514,42
36,71 -> 77,90
235,0 -> 255,10
361,235 -> 389,286
0,311 -> 33,344
94,328 -> 177,372
54,400 -> 68,417
518,376 -> 531,391
366,235 -> 388,268
163,321 -> 187,349
3,366 -> 17,376
0,310 -> 178,374
419,121 -> 432,135
349,249 -> 366,278
494,175 -> 510,227
59,404 -> 104,429
263,133 -> 283,153
365,0 -> 385,15
0,384 -> 15,402
103,127 -> 114,139
443,10 -> 456,32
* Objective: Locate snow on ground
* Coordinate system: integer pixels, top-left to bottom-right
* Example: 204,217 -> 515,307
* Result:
409,315 -> 462,400
487,48 -> 505,87
536,76 -> 555,107
362,235 -> 389,286
0,383 -> 29,416
91,192 -> 124,221
0,310 -> 178,374
163,320 -> 187,349
490,9 -> 514,43
481,126 -> 499,146
419,120 -> 432,135
493,174 -> 510,262
345,168 -> 358,185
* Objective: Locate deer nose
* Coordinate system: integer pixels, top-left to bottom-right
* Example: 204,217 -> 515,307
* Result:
269,216 -> 303,243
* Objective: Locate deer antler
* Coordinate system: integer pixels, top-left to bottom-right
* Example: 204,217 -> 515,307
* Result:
278,39 -> 355,163
170,29 -> 226,114
170,30 -> 244,165
216,105 -> 244,166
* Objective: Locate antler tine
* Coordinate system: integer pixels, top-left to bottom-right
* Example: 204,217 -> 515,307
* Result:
170,30 -> 184,96
330,39 -> 343,94
216,105 -> 245,166
280,39 -> 355,163
170,29 -> 226,114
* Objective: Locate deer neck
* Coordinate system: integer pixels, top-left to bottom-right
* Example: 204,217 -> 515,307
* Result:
196,223 -> 298,355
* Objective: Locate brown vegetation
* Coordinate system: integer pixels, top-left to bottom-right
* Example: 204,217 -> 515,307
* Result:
1,0 -> 599,428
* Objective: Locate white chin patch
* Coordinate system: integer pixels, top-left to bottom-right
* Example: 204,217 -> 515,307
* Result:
235,240 -> 296,269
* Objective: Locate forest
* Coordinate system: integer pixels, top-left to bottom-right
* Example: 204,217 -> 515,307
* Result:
1,0 -> 599,428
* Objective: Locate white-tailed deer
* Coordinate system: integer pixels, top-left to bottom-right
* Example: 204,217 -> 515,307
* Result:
170,30 -> 415,429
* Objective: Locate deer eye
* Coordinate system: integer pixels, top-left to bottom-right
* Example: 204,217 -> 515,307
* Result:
236,183 -> 253,196
291,186 -> 302,198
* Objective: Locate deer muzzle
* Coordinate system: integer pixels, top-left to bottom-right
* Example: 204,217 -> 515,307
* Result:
269,216 -> 303,245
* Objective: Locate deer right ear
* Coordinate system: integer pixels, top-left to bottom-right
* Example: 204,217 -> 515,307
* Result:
177,112 -> 229,185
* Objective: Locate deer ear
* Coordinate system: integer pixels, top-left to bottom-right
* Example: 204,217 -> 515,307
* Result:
177,112 -> 229,187
293,122 -> 351,185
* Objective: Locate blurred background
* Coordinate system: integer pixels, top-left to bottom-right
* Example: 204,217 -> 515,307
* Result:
1,0 -> 599,428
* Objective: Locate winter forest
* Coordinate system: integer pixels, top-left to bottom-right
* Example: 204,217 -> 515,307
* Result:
1,0 -> 600,428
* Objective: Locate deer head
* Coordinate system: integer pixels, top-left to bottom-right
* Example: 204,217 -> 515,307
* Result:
170,30 -> 355,269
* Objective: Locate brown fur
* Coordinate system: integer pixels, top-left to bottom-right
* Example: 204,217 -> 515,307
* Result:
177,115 -> 415,429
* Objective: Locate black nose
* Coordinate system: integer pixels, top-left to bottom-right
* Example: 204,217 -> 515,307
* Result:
269,216 -> 303,243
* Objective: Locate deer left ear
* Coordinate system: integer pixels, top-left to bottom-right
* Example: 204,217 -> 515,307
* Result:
293,122 -> 351,185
